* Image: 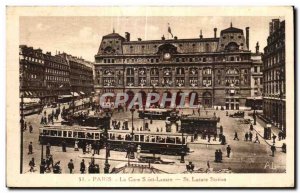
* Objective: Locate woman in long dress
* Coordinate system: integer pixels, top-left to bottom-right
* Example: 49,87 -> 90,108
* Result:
74,139 -> 79,151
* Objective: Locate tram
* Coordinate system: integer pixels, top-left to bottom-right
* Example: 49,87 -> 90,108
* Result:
107,129 -> 191,155
181,116 -> 218,135
39,126 -> 192,155
138,108 -> 173,120
21,102 -> 43,116
39,125 -> 103,146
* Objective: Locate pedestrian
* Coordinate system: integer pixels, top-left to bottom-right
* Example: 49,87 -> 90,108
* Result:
28,142 -> 33,154
233,131 -> 239,141
24,122 -> 27,131
208,134 -> 211,143
219,125 -> 223,134
53,161 -> 61,174
82,141 -> 86,154
62,140 -> 67,152
226,145 -> 231,158
80,159 -> 86,174
249,132 -> 253,142
29,158 -> 35,172
40,158 -> 46,174
91,154 -> 95,165
89,143 -> 92,154
250,124 -> 254,131
192,109 -> 195,115
74,139 -> 79,151
96,142 -> 100,155
271,144 -> 276,157
245,132 -> 249,141
106,144 -> 111,157
272,134 -> 277,144
46,143 -> 51,157
253,134 -> 260,143
219,149 -> 223,162
214,150 -> 219,162
68,159 -> 74,174
86,143 -> 90,154
29,123 -> 33,133
137,145 -> 141,159
46,156 -> 51,172
213,133 -> 217,141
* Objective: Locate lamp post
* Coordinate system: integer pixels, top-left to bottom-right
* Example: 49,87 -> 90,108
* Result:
20,93 -> 24,174
130,107 -> 135,140
177,118 -> 185,163
104,111 -> 111,174
40,137 -> 44,174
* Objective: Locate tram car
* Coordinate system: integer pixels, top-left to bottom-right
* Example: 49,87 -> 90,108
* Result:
21,102 -> 43,116
39,126 -> 192,156
181,116 -> 218,135
39,125 -> 104,147
138,108 -> 173,120
107,129 -> 192,155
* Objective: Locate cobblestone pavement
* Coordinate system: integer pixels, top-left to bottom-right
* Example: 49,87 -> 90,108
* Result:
22,107 -> 286,174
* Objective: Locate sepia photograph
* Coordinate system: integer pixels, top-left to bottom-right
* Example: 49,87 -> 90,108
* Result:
6,6 -> 295,188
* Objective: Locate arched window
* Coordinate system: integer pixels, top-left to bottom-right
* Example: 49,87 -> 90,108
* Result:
203,67 -> 212,75
126,68 -> 134,75
226,68 -> 239,75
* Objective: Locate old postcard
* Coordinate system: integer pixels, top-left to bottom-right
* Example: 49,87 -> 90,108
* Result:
6,6 -> 294,188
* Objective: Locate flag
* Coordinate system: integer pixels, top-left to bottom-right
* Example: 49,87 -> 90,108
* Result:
168,23 -> 173,38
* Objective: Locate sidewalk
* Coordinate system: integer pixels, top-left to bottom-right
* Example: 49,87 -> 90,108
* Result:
245,114 -> 286,148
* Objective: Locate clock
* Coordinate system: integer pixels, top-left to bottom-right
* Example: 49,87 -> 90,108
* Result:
163,53 -> 171,60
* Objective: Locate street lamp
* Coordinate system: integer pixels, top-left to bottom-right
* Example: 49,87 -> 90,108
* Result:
177,118 -> 185,163
104,111 -> 111,174
40,137 -> 44,174
130,107 -> 135,140
20,93 -> 24,174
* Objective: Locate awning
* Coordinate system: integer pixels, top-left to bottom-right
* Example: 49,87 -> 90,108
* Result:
71,92 -> 79,97
28,91 -> 33,95
22,98 -> 41,103
58,95 -> 73,99
80,91 -> 85,95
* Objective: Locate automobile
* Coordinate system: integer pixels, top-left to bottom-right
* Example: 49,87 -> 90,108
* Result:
138,155 -> 175,165
51,102 -> 58,108
229,111 -> 245,118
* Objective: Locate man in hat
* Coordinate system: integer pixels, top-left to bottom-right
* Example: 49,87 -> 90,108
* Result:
80,159 -> 86,174
271,144 -> 276,157
28,142 -> 33,154
68,159 -> 74,174
226,145 -> 231,158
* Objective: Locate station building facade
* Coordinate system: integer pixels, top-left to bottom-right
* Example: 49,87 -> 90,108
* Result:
94,24 -> 256,109
262,19 -> 286,132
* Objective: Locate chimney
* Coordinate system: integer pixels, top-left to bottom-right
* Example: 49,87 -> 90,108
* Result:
174,36 -> 178,40
246,27 -> 249,50
125,32 -> 130,41
256,42 -> 260,54
199,30 -> 203,39
138,38 -> 142,41
161,35 -> 165,40
214,28 -> 217,38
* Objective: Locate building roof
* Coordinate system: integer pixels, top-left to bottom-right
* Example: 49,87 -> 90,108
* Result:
220,26 -> 243,34
103,32 -> 125,40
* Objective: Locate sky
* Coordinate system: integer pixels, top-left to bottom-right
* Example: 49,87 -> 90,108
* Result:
20,16 -> 283,61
